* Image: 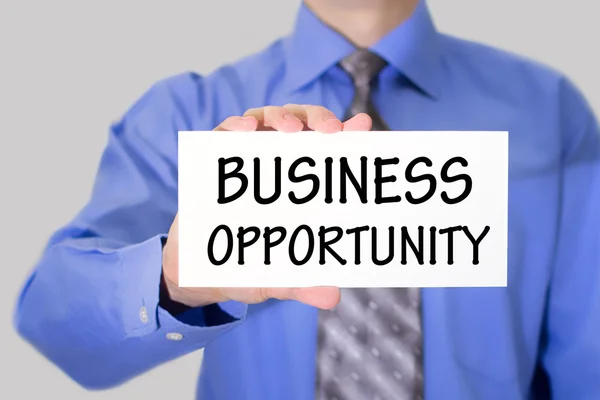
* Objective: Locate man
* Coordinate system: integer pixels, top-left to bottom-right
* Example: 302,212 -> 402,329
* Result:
14,0 -> 600,399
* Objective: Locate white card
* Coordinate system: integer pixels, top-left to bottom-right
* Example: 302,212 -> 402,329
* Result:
178,130 -> 508,288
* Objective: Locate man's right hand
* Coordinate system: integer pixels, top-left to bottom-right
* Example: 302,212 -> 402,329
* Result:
162,105 -> 372,311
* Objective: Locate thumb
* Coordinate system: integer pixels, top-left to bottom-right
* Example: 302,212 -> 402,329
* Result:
286,287 -> 341,309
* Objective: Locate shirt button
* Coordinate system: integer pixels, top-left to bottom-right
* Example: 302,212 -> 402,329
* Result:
139,306 -> 149,324
166,332 -> 184,341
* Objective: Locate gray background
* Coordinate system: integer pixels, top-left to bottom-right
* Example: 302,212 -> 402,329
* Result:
1,0 -> 598,398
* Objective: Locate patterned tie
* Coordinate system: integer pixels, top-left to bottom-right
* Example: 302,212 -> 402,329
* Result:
315,49 -> 424,400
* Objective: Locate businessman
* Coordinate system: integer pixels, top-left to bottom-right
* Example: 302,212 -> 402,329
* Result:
14,0 -> 600,399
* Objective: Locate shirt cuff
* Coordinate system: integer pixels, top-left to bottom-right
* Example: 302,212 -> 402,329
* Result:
118,234 -> 248,339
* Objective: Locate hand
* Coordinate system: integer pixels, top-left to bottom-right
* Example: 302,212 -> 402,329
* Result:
162,105 -> 372,310
215,104 -> 372,133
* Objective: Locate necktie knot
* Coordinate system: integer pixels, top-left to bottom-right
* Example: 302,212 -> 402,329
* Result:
339,49 -> 387,86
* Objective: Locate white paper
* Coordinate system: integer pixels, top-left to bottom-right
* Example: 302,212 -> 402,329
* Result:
178,130 -> 508,288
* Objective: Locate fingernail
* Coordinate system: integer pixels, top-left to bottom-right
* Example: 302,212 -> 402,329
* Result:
283,113 -> 298,120
241,116 -> 254,121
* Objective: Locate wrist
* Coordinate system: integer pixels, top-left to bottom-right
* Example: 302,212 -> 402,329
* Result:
159,273 -> 194,316
161,234 -> 223,311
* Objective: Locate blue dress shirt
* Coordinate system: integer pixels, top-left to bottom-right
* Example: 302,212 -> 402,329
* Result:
14,1 -> 600,399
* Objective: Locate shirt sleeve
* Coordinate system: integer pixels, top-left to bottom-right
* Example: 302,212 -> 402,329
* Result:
13,73 -> 248,390
541,79 -> 600,399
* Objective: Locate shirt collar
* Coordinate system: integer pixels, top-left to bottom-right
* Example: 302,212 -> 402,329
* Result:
282,0 -> 444,99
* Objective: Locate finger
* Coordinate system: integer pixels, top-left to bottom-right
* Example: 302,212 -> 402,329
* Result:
245,107 -> 304,133
261,287 -> 340,309
263,106 -> 304,132
291,287 -> 341,309
214,116 -> 259,132
242,108 -> 271,131
283,104 -> 344,133
282,104 -> 310,130
218,287 -> 299,305
218,286 -> 341,309
342,113 -> 373,131
303,105 -> 343,133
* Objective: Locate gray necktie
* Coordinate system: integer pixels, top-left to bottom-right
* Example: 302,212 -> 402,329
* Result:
340,49 -> 390,131
315,49 -> 424,400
